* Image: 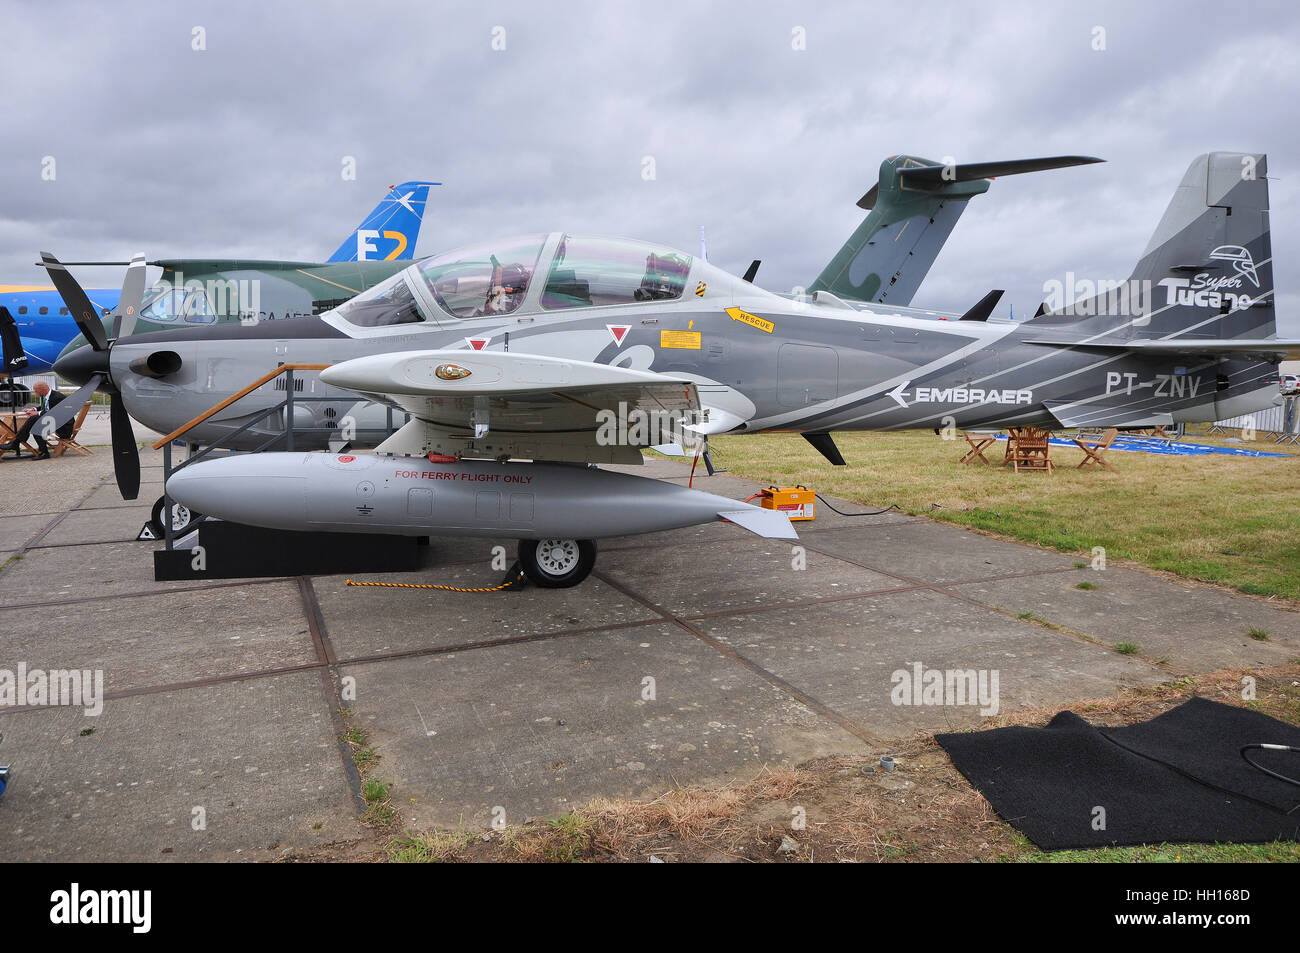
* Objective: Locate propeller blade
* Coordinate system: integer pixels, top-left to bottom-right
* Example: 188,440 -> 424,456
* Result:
40,252 -> 108,351
112,253 -> 148,340
110,393 -> 141,500
31,374 -> 104,438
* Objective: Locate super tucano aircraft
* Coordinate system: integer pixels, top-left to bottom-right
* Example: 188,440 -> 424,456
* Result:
40,154 -> 1098,511
42,152 -> 1298,586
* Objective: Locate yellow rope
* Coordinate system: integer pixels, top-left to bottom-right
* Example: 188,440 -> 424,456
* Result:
346,573 -> 523,593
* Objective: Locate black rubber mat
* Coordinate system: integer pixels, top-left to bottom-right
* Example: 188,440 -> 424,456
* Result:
936,698 -> 1300,850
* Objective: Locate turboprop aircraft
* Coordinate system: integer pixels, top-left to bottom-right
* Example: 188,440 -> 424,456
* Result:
5,181 -> 438,372
41,154 -> 1100,506
44,152 -> 1299,586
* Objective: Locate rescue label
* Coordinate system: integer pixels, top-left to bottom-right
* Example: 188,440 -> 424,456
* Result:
725,306 -> 774,333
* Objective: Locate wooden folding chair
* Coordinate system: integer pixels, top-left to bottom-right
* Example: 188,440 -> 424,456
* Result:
1007,426 -> 1055,473
0,410 -> 42,459
959,430 -> 999,465
48,402 -> 93,458
1074,427 -> 1118,470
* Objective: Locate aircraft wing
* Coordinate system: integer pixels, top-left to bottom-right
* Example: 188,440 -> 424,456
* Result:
320,350 -> 701,464
1025,336 -> 1300,362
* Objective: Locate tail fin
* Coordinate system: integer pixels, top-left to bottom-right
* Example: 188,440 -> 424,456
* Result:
1028,152 -> 1274,341
810,155 -> 1101,306
327,180 -> 440,263
0,306 -> 29,371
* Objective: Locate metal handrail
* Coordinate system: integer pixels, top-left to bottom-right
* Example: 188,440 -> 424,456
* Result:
151,363 -> 332,449
154,363 -> 408,551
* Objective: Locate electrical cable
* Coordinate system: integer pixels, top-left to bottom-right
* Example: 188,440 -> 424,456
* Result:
1240,744 -> 1300,813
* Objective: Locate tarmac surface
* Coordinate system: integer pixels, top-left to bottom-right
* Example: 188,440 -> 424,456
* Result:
1,420 -> 1297,860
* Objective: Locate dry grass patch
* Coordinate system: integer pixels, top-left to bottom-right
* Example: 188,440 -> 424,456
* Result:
382,664 -> 1300,863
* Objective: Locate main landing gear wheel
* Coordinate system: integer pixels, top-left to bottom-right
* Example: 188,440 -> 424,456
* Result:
149,495 -> 203,538
517,538 -> 597,588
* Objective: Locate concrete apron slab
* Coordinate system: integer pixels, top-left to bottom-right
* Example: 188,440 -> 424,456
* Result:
0,671 -> 356,861
952,567 -> 1300,673
313,566 -> 661,660
597,538 -> 904,617
695,589 -> 1167,739
32,503 -> 156,548
3,447 -> 1297,853
340,622 -> 861,831
79,482 -> 165,510
0,539 -> 271,607
0,512 -> 69,551
0,580 -> 318,695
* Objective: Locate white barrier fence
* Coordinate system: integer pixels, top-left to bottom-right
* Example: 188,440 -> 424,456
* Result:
1213,396 -> 1299,443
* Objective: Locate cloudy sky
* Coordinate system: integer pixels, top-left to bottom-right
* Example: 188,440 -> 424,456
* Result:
2,0 -> 1298,334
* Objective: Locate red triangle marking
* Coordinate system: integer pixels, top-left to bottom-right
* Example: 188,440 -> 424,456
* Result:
607,324 -> 630,346
467,337 -> 490,351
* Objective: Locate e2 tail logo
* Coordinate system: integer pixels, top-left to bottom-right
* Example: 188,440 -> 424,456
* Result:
327,180 -> 440,263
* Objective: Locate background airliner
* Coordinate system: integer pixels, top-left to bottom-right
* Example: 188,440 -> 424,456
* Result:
1,181 -> 439,373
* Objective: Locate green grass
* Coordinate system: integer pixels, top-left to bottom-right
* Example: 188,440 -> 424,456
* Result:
1115,641 -> 1140,655
360,778 -> 395,826
389,827 -> 473,863
541,813 -> 594,863
697,429 -> 1300,602
1023,841 -> 1300,863
1075,581 -> 1099,590
1249,628 -> 1270,641
341,725 -> 366,746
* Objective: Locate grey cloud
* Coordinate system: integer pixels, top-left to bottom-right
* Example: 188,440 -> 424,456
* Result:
1,0 -> 1296,331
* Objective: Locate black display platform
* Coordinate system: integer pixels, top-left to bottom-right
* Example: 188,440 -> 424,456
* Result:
154,520 -> 422,580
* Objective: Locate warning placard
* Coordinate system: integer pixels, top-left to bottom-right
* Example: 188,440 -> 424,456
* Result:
660,330 -> 702,349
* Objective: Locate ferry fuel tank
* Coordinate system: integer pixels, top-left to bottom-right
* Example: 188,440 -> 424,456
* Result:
165,452 -> 797,586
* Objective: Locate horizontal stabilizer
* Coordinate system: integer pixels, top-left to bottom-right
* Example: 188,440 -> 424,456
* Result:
891,155 -> 1103,194
818,153 -> 1101,308
717,507 -> 799,540
1044,401 -> 1174,430
1025,336 -> 1300,361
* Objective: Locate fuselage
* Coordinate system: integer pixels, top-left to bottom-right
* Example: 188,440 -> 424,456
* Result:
61,233 -> 1282,450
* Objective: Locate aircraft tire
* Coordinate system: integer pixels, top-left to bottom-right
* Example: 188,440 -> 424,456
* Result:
150,495 -> 204,539
518,538 -> 596,588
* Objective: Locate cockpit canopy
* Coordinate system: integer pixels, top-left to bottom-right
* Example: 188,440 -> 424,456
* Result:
419,234 -> 547,318
540,236 -> 692,310
331,233 -> 702,327
332,270 -> 424,327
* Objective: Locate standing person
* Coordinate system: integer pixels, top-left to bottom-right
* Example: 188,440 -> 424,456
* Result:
0,381 -> 73,460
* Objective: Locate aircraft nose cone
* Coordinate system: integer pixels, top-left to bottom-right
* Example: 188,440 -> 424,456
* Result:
53,344 -> 109,387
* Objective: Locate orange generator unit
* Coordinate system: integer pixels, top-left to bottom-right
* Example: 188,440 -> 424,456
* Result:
758,485 -> 816,521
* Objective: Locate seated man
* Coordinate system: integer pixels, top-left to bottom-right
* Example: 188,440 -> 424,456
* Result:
0,381 -> 74,460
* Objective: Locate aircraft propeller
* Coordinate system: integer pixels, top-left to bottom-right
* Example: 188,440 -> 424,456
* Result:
36,251 -> 147,500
